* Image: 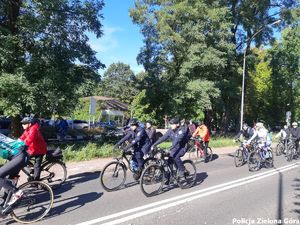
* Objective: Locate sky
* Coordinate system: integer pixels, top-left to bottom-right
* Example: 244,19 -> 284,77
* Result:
88,0 -> 144,75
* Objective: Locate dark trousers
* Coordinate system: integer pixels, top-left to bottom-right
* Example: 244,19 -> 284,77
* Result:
133,150 -> 144,169
0,152 -> 28,192
170,148 -> 186,171
31,155 -> 44,180
203,141 -> 209,157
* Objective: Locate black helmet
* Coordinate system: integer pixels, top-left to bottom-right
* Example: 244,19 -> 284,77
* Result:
129,118 -> 139,126
21,117 -> 36,124
169,117 -> 180,125
146,120 -> 153,125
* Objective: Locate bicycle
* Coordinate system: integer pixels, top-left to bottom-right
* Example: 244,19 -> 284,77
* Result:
100,146 -> 157,192
275,138 -> 287,156
188,137 -> 213,162
140,147 -> 196,197
285,138 -> 299,162
234,139 -> 253,167
0,175 -> 54,223
247,142 -> 274,172
22,147 -> 67,189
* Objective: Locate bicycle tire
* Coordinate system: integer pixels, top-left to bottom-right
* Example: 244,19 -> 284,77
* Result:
40,161 -> 67,189
144,157 -> 158,168
248,151 -> 261,172
264,150 -> 274,168
188,147 -> 200,162
140,164 -> 164,197
275,143 -> 284,156
11,181 -> 54,224
100,161 -> 126,192
206,147 -> 213,162
177,160 -> 196,189
234,149 -> 244,167
285,145 -> 294,162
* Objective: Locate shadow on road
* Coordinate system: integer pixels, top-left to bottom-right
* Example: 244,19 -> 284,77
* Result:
44,171 -> 103,219
53,171 -> 100,195
292,176 -> 300,217
161,172 -> 208,195
47,192 -> 103,219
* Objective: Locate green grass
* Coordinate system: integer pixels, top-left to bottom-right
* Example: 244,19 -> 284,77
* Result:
0,137 -> 241,164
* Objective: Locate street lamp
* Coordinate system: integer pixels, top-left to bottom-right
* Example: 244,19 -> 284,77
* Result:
240,19 -> 281,130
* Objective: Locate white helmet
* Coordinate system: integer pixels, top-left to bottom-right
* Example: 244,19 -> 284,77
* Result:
256,122 -> 264,129
292,122 -> 298,126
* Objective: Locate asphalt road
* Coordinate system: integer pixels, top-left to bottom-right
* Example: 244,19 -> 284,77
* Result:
3,153 -> 300,225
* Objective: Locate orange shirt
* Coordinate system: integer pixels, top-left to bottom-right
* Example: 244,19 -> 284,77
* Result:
192,125 -> 210,142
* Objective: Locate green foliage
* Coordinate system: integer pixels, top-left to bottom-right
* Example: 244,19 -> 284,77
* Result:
97,62 -> 138,104
130,90 -> 156,122
130,0 -> 298,129
0,0 -> 105,118
62,143 -> 114,161
0,73 -> 34,116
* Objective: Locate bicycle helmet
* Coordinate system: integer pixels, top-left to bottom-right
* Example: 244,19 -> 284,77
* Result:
129,118 -> 139,126
292,122 -> 298,126
21,117 -> 36,124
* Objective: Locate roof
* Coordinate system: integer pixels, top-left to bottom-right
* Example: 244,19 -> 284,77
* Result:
82,96 -> 128,111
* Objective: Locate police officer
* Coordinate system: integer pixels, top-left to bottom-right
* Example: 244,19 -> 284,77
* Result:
287,122 -> 300,152
234,123 -> 255,141
145,120 -> 156,145
151,117 -> 189,177
115,118 -> 151,179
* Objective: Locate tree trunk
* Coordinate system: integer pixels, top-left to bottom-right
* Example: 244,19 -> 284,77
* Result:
11,115 -> 23,138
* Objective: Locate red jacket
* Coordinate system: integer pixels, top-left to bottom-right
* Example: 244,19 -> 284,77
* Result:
20,123 -> 47,155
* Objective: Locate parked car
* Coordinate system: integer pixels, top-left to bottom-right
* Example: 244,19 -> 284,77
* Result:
68,120 -> 89,129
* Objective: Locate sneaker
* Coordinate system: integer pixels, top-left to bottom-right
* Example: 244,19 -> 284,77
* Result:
7,190 -> 23,206
132,169 -> 142,181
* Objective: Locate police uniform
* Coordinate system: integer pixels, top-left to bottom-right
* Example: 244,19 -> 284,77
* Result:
153,125 -> 189,172
116,126 -> 151,169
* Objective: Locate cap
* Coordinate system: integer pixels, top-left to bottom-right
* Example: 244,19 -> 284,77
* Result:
129,118 -> 139,126
169,118 -> 180,125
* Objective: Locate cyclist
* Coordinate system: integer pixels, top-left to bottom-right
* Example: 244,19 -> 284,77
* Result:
151,117 -> 189,177
247,122 -> 272,156
115,118 -> 151,179
234,123 -> 255,141
275,125 -> 289,152
0,133 -> 28,208
20,117 -> 47,181
192,121 -> 210,162
287,122 -> 300,152
145,120 -> 156,144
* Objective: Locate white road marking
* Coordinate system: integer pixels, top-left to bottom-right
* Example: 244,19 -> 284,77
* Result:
76,162 -> 300,225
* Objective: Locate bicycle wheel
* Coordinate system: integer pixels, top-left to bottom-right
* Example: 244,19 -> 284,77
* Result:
275,143 -> 284,156
248,151 -> 261,172
234,149 -> 244,167
206,147 -> 213,162
144,157 -> 158,168
177,160 -> 196,189
285,145 -> 294,162
140,164 -> 164,197
264,150 -> 274,168
188,147 -> 199,162
40,161 -> 67,189
11,181 -> 54,224
100,161 -> 126,192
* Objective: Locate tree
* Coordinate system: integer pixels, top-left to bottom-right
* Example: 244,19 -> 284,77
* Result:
130,0 -> 234,125
130,0 -> 297,130
0,0 -> 105,136
97,62 -> 138,104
